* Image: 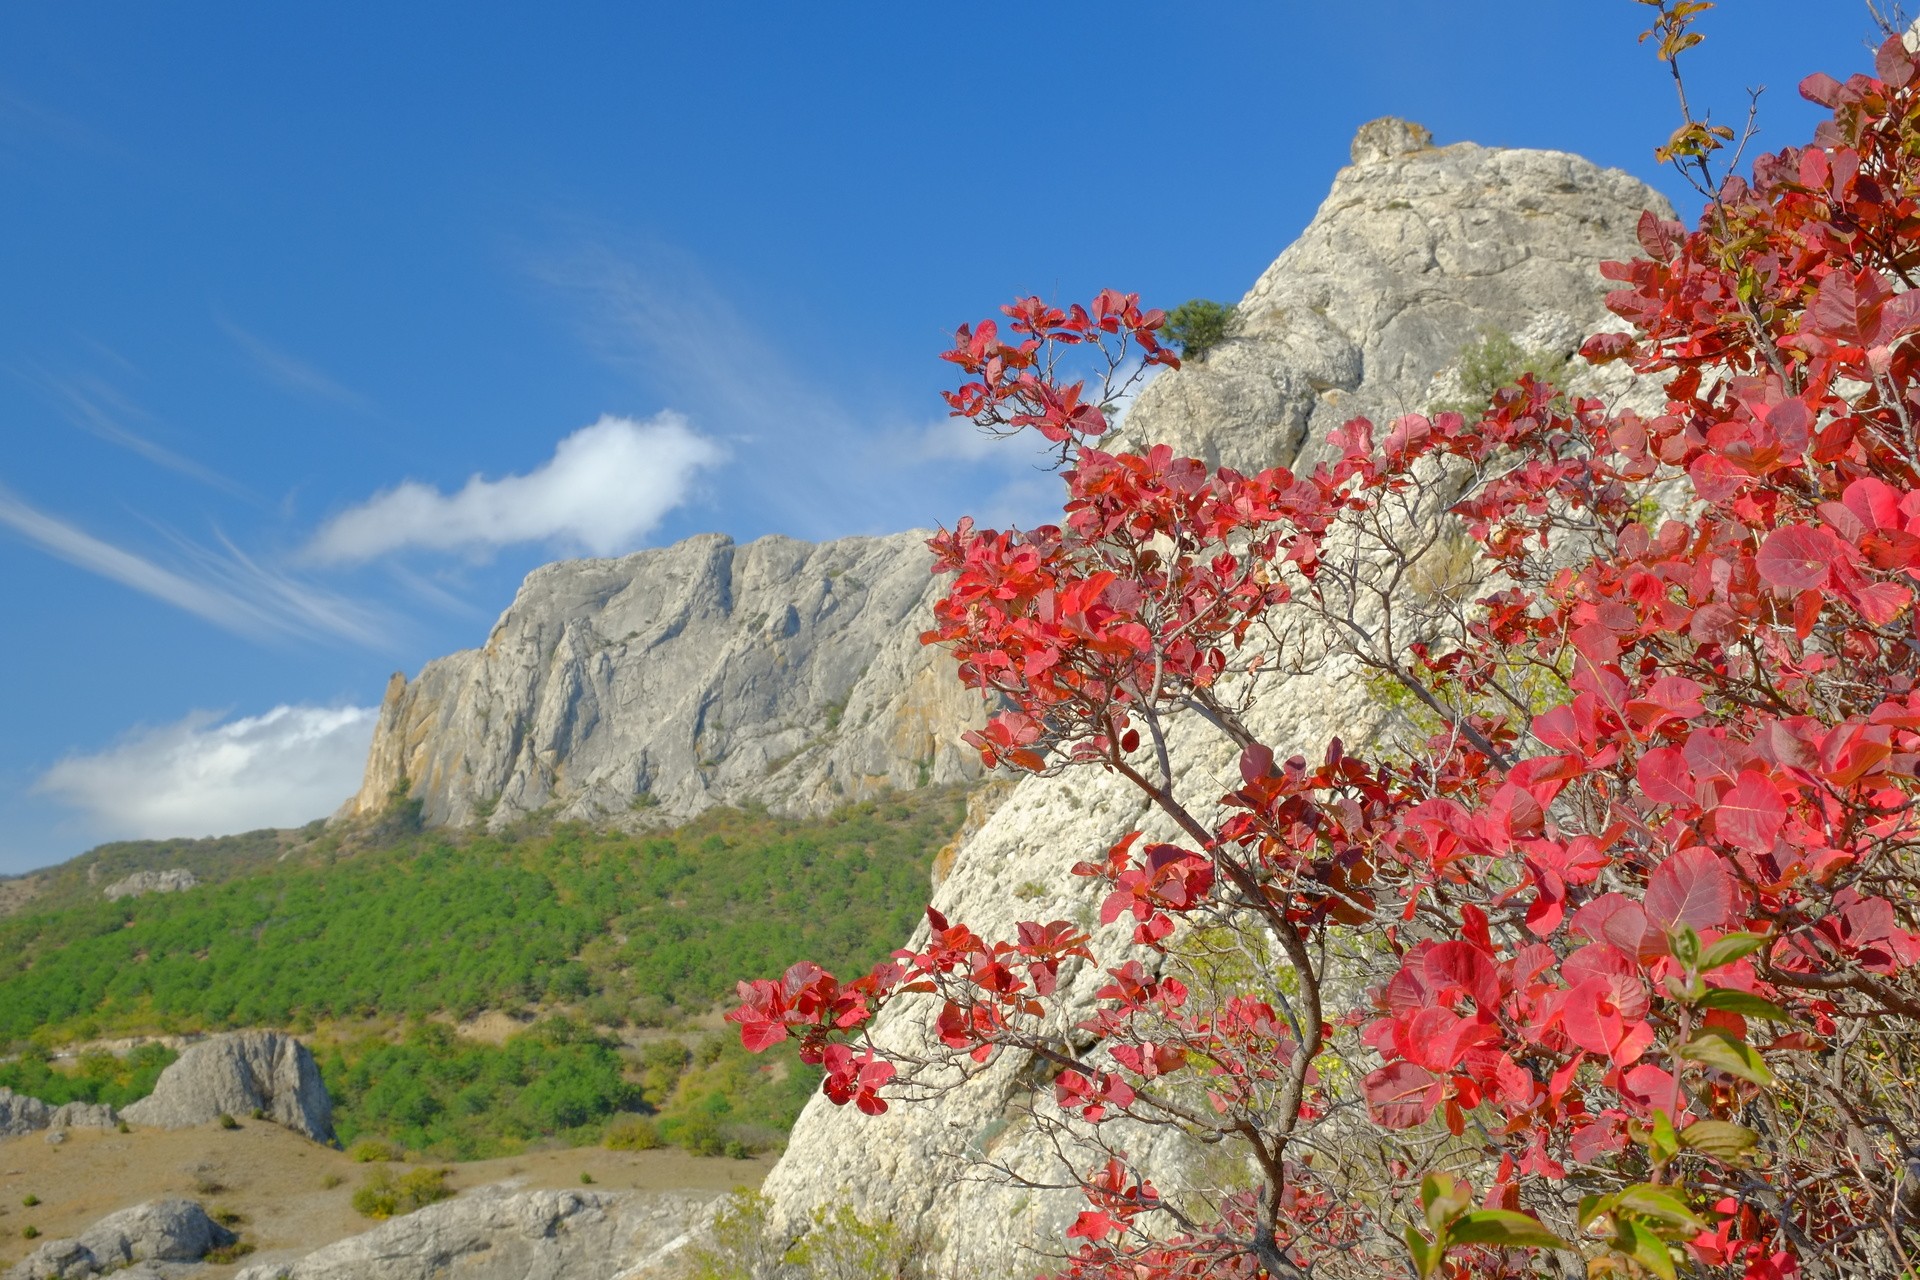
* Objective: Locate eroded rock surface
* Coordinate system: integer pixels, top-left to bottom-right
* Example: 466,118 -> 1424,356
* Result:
343,531 -> 982,831
122,1031 -> 333,1144
232,1187 -> 712,1280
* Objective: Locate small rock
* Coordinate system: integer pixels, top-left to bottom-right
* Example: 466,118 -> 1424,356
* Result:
41,1132 -> 63,1147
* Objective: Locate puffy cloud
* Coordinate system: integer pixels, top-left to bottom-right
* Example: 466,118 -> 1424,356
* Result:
305,413 -> 723,564
35,705 -> 377,839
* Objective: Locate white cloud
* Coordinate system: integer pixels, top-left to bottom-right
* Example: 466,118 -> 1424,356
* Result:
35,705 -> 377,840
0,485 -> 391,646
305,413 -> 724,564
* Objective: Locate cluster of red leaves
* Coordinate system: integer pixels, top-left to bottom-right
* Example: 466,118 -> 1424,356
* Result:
730,31 -> 1920,1280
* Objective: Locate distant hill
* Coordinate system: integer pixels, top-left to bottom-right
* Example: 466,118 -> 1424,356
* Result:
0,823 -> 329,920
0,787 -> 969,1159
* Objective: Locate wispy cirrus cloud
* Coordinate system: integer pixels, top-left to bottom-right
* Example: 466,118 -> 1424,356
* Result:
303,412 -> 724,564
13,363 -> 253,498
35,704 -> 377,840
533,236 -> 1066,538
0,485 -> 391,646
217,317 -> 373,410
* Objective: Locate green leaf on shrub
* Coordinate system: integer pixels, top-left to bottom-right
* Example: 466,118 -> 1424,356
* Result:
1698,931 -> 1768,970
1447,1209 -> 1566,1249
1678,1119 -> 1759,1160
1682,1028 -> 1776,1085
1697,988 -> 1790,1021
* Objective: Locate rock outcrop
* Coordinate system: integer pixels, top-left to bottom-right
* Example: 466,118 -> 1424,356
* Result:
343,530 -> 983,831
756,121 -> 1673,1278
101,869 -> 197,901
0,1089 -> 117,1140
121,1031 -> 333,1143
232,1187 -> 711,1280
4,1199 -> 233,1280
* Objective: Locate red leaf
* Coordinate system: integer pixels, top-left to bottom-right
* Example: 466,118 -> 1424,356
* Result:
1635,746 -> 1694,807
1645,848 -> 1739,932
1756,526 -> 1839,592
1423,941 -> 1501,1011
1364,1061 -> 1444,1129
1715,774 -> 1789,852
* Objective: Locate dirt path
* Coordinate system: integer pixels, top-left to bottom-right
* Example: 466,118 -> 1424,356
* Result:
0,1120 -> 774,1273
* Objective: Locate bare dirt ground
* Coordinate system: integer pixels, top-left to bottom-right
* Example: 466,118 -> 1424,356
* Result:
0,1120 -> 774,1274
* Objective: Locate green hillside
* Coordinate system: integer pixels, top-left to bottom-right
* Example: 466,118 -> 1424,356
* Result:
0,789 -> 967,1159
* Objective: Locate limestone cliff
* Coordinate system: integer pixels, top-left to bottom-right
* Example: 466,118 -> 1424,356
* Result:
755,122 -> 1672,1278
345,530 -> 982,830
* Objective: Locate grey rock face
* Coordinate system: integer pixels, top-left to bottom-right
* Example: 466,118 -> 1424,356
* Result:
231,1187 -> 711,1280
759,123 -> 1671,1277
344,530 -> 982,831
121,1031 -> 333,1143
1117,119 -> 1671,481
0,1089 -> 116,1140
4,1199 -> 233,1280
101,869 -> 198,901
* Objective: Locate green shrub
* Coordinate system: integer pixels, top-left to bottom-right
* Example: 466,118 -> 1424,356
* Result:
1162,298 -> 1237,362
205,1241 -> 256,1264
348,1138 -> 403,1163
20,1194 -> 37,1208
351,1166 -> 453,1220
786,1201 -> 915,1280
686,1191 -> 784,1280
21,1225 -> 38,1240
1429,327 -> 1569,420
604,1115 -> 662,1151
216,1112 -> 239,1130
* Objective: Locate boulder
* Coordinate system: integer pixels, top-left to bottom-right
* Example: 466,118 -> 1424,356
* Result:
231,1187 -> 710,1280
4,1199 -> 232,1280
0,1088 -> 51,1139
0,1090 -> 116,1141
122,1031 -> 333,1143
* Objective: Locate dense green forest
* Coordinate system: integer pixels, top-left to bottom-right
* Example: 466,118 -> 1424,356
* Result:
0,791 -> 963,1044
0,790 -> 964,1157
317,1018 -> 818,1160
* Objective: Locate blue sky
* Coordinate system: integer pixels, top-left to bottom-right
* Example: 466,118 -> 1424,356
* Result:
0,3 -> 1888,872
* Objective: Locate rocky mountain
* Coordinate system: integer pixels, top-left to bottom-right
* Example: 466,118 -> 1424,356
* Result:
344,531 -> 983,831
755,121 -> 1672,1277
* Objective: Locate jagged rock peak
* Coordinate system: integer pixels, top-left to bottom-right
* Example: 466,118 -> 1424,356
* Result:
343,528 -> 983,833
1350,116 -> 1433,164
1120,121 -> 1672,481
